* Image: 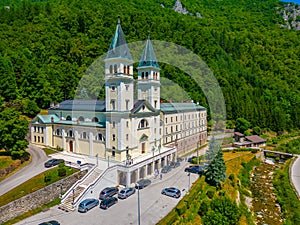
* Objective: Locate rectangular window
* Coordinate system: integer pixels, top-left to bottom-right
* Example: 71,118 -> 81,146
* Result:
126,121 -> 129,128
165,118 -> 167,124
112,151 -> 115,157
126,134 -> 129,141
171,117 -> 173,123
126,100 -> 129,111
125,85 -> 129,91
112,121 -> 115,128
111,100 -> 116,110
154,100 -> 157,108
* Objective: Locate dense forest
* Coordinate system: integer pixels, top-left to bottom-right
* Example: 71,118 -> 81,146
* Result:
0,0 -> 299,148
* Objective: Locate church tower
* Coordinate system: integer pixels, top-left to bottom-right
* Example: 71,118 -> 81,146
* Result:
104,17 -> 134,112
137,37 -> 161,110
104,17 -> 134,160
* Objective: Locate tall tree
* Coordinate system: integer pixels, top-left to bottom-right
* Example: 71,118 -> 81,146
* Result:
204,146 -> 226,187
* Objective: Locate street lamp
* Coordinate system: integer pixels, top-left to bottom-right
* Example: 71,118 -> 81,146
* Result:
187,173 -> 190,193
136,183 -> 141,225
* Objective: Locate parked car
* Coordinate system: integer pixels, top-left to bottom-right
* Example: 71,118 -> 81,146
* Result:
135,179 -> 151,189
100,196 -> 118,209
118,187 -> 135,199
184,166 -> 204,175
44,159 -> 64,168
78,198 -> 99,213
161,165 -> 172,173
161,187 -> 181,198
99,187 -> 119,200
38,221 -> 60,225
170,161 -> 180,168
187,156 -> 197,163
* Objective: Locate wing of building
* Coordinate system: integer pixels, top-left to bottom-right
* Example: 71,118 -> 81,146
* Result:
30,18 -> 207,189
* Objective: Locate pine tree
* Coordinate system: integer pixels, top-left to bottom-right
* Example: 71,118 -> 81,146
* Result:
204,146 -> 226,187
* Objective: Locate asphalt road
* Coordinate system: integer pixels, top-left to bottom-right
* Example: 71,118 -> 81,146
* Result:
0,144 -> 50,196
15,162 -> 199,225
291,156 -> 300,198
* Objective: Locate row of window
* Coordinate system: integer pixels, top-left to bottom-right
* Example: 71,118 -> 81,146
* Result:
109,64 -> 130,75
34,136 -> 44,143
165,113 -> 206,124
140,71 -> 159,80
55,129 -> 105,141
65,116 -> 99,123
33,126 -> 44,133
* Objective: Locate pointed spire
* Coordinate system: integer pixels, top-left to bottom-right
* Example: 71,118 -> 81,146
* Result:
138,37 -> 159,68
106,17 -> 132,60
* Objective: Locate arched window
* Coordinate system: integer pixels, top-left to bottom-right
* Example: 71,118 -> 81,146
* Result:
109,65 -> 113,74
114,64 -> 117,73
139,119 -> 148,129
146,72 -> 149,79
123,65 -> 126,74
82,132 -> 87,139
92,117 -> 99,122
98,133 -> 103,141
66,116 -> 72,121
56,129 -> 60,136
141,72 -> 144,79
78,116 -> 84,122
127,66 -> 130,74
112,134 -> 116,141
112,150 -> 115,157
69,130 -> 73,137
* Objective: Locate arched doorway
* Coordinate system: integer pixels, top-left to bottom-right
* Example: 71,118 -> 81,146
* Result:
69,140 -> 73,152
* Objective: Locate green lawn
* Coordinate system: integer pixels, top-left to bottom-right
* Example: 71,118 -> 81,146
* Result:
0,156 -> 18,170
0,165 -> 78,207
43,147 -> 58,156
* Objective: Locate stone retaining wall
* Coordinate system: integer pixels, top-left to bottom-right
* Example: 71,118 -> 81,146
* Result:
0,171 -> 84,224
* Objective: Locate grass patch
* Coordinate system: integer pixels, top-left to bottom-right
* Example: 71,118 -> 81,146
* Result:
43,147 -> 58,156
0,165 -> 77,207
0,156 -> 18,170
2,198 -> 61,225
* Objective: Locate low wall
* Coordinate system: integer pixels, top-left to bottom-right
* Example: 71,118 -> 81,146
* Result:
0,171 -> 85,224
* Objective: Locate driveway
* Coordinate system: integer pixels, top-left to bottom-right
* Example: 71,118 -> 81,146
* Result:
0,144 -> 50,196
15,162 -> 199,225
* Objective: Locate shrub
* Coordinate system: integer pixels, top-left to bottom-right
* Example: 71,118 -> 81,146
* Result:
58,167 -> 66,177
229,174 -> 235,181
44,174 -> 51,183
198,200 -> 210,217
176,201 -> 187,215
206,189 -> 215,199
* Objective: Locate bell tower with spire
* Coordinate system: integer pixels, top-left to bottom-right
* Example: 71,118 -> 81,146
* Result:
104,16 -> 134,112
137,36 -> 161,110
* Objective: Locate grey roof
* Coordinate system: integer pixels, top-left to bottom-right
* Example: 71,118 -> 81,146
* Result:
131,100 -> 156,114
50,100 -> 106,112
138,38 -> 159,69
161,102 -> 205,114
245,135 -> 266,143
106,18 -> 132,60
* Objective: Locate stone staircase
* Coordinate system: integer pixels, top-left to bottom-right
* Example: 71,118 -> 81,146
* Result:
59,167 -> 102,211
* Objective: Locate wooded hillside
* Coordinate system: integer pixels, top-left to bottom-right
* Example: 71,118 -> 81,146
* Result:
0,0 -> 299,133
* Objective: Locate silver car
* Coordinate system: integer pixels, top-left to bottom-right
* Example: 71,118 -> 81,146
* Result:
118,187 -> 136,199
78,198 -> 99,213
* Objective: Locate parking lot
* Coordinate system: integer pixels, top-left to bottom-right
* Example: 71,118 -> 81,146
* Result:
15,161 -> 199,225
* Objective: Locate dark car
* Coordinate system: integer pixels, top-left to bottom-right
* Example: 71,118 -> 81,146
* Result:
170,161 -> 180,168
99,187 -> 119,200
44,159 -> 64,168
161,165 -> 172,173
118,187 -> 135,199
100,196 -> 118,209
38,221 -> 60,225
135,179 -> 151,189
161,187 -> 181,198
184,166 -> 204,175
187,156 -> 197,163
78,198 -> 99,213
